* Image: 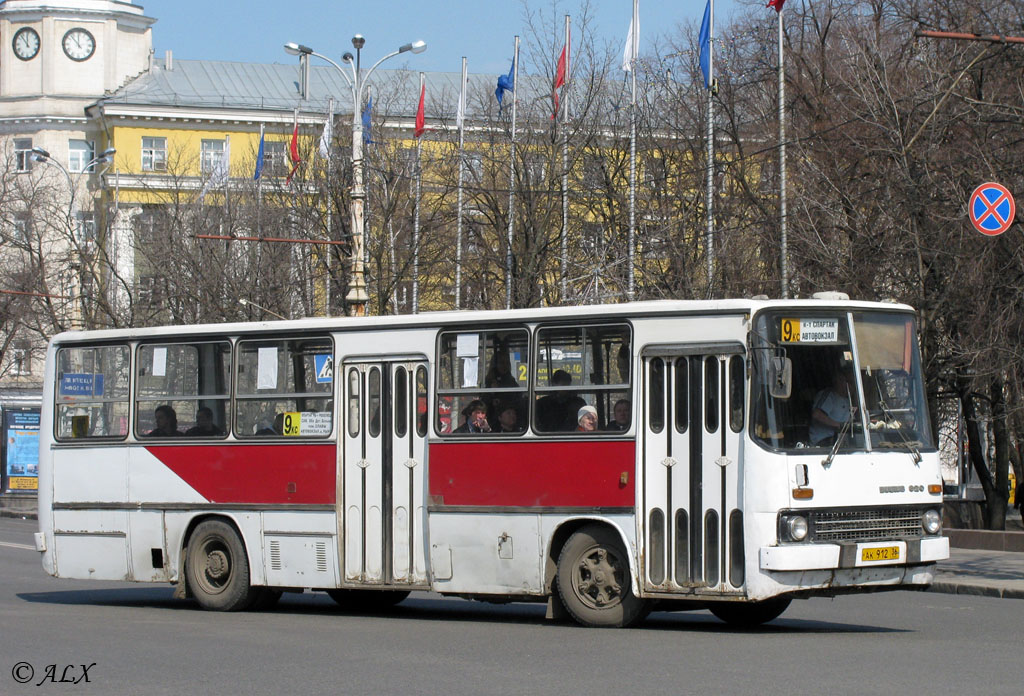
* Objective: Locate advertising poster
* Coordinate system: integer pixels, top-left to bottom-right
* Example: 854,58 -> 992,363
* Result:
4,408 -> 41,492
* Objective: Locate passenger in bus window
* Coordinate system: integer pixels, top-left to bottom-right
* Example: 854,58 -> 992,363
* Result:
809,370 -> 857,446
576,405 -> 598,432
454,400 -> 491,433
485,350 -> 518,389
536,370 -> 586,431
148,405 -> 181,437
605,399 -> 631,431
185,407 -> 224,436
495,401 -> 523,433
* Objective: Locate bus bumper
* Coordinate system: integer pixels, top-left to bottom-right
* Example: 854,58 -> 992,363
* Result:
759,536 -> 949,571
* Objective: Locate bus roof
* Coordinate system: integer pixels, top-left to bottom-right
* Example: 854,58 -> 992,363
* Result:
48,297 -> 916,345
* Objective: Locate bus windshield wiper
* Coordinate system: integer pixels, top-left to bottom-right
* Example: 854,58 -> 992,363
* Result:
821,410 -> 853,470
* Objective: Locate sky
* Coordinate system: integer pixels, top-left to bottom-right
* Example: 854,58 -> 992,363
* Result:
141,0 -> 751,76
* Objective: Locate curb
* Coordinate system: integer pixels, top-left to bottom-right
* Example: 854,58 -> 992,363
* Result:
928,581 -> 1024,600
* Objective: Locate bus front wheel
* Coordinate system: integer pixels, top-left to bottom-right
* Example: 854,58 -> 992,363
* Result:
556,525 -> 647,628
185,520 -> 253,611
709,597 -> 791,627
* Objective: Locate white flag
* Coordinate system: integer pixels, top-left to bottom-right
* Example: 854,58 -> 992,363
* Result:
318,112 -> 333,158
621,13 -> 639,72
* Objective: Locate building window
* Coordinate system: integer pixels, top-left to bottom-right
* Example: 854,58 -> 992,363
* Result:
582,154 -> 604,189
76,212 -> 96,246
11,345 -> 32,376
68,139 -> 95,173
464,151 -> 483,182
264,141 -> 287,177
200,139 -> 226,175
14,138 -> 32,172
141,137 -> 167,171
11,213 -> 32,245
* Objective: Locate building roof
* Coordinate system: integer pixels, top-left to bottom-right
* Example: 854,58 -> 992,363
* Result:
100,57 -> 545,122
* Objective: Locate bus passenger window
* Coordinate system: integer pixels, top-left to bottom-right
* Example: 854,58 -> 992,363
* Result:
436,328 -> 528,435
234,337 -> 333,438
534,323 -> 631,434
55,345 -> 131,440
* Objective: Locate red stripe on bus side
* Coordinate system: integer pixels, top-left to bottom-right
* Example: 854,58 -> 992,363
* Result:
428,440 -> 635,508
146,444 -> 336,505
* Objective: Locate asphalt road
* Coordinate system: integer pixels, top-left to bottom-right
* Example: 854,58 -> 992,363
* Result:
0,516 -> 1018,696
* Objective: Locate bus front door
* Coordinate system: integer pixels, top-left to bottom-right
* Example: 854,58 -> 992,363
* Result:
641,350 -> 745,595
341,360 -> 429,588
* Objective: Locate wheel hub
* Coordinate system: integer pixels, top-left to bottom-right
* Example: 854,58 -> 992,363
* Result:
206,550 -> 229,579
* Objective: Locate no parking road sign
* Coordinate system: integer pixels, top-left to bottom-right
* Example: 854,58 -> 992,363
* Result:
969,182 -> 1015,236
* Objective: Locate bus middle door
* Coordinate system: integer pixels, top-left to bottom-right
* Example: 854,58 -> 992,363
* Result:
641,348 -> 745,595
341,360 -> 429,588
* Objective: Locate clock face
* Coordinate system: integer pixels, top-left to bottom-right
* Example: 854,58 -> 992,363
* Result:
62,28 -> 96,62
13,27 -> 40,61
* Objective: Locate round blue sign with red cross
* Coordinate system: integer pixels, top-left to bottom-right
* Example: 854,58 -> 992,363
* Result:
969,183 -> 1015,236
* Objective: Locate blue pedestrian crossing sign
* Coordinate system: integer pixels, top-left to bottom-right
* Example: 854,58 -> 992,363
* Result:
969,182 -> 1015,236
314,354 -> 333,383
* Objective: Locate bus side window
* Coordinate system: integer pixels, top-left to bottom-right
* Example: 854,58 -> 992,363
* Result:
55,345 -> 131,440
234,337 -> 333,438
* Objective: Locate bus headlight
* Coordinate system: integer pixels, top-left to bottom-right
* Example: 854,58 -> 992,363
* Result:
785,515 -> 809,542
921,508 -> 942,535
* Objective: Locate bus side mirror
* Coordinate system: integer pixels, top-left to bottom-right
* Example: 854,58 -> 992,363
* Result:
769,356 -> 792,399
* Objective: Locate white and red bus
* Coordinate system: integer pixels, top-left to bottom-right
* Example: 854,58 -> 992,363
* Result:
34,297 -> 949,627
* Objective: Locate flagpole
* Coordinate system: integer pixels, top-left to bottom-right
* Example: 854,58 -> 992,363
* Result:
778,8 -> 789,299
560,15 -> 570,302
413,71 -> 424,314
456,57 -> 467,311
257,124 -> 264,235
323,99 -> 334,314
628,0 -> 638,302
705,0 -> 715,295
505,36 -> 519,310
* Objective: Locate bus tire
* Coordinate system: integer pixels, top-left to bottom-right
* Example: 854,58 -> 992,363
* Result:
326,589 -> 410,610
185,520 -> 253,612
709,597 -> 791,627
556,525 -> 647,628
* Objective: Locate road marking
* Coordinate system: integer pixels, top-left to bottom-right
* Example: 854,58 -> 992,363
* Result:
0,541 -> 35,550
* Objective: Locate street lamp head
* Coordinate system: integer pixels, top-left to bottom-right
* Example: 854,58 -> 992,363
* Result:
351,34 -> 365,50
284,42 -> 313,56
31,146 -> 52,159
342,52 -> 354,64
399,40 -> 427,55
100,147 -> 116,158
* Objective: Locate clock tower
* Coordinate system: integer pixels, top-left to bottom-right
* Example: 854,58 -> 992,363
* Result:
1,0 -> 155,117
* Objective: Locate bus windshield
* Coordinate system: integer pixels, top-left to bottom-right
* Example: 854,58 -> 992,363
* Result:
751,310 -> 933,453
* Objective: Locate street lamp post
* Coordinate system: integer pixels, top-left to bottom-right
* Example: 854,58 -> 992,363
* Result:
285,36 -> 426,318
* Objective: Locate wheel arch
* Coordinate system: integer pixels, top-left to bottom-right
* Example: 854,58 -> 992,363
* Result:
544,517 -> 639,596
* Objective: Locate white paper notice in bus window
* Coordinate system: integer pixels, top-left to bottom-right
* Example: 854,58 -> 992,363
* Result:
456,334 -> 478,358
152,347 -> 167,377
257,347 -> 278,389
462,357 -> 478,388
301,411 -> 332,436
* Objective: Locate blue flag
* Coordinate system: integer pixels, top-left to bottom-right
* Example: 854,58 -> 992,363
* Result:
253,127 -> 265,180
495,59 -> 514,113
698,0 -> 711,89
362,97 -> 374,146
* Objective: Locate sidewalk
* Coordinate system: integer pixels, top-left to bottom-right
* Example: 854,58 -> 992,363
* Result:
929,546 -> 1024,600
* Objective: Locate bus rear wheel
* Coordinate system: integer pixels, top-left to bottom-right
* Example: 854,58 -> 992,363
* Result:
185,520 -> 253,611
556,525 -> 647,628
709,597 -> 791,627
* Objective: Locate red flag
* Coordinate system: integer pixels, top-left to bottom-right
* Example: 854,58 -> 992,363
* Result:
767,0 -> 785,12
286,114 -> 302,184
551,39 -> 568,119
414,84 -> 426,138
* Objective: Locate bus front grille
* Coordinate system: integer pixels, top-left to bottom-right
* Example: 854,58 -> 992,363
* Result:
812,508 -> 922,542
